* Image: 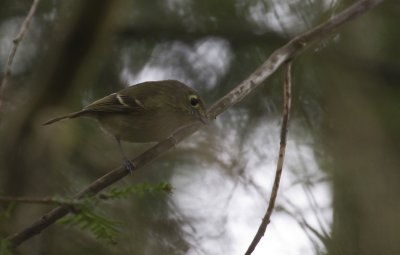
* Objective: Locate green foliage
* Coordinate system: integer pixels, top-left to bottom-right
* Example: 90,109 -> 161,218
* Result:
0,203 -> 15,224
58,209 -> 119,245
57,182 -> 171,245
0,239 -> 12,255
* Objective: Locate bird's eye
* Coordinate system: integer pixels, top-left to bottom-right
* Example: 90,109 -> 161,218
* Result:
189,95 -> 199,107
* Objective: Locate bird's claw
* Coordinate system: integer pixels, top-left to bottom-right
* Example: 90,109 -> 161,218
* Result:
123,158 -> 135,174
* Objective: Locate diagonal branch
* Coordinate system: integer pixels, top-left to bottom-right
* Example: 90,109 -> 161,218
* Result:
207,0 -> 383,118
5,0 -> 384,249
244,61 -> 292,255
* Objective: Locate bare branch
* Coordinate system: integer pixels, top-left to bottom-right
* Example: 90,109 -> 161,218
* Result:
0,195 -> 67,205
5,0 -> 384,249
244,61 -> 292,255
0,0 -> 41,110
5,122 -> 202,248
207,0 -> 383,118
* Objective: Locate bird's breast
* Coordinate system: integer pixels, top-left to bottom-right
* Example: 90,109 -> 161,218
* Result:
97,111 -> 197,143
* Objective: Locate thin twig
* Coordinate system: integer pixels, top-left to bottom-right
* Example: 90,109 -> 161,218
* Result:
0,195 -> 64,205
5,0 -> 384,249
0,0 -> 41,110
5,122 -> 202,248
244,61 -> 292,255
0,195 -> 107,207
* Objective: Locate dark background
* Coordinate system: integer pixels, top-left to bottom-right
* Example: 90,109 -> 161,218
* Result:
1,0 -> 399,254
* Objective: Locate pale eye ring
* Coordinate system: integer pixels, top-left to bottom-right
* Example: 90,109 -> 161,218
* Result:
189,95 -> 199,107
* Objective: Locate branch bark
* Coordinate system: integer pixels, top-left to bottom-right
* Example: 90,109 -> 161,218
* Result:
5,0 -> 384,249
244,61 -> 292,255
0,195 -> 69,205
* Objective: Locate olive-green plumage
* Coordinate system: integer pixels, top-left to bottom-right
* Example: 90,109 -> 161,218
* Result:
43,80 -> 208,171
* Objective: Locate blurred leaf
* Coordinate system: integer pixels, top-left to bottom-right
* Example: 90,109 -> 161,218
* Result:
0,203 -> 15,223
58,209 -> 119,245
0,239 -> 12,255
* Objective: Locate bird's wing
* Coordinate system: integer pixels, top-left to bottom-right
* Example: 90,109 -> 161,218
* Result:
83,93 -> 145,113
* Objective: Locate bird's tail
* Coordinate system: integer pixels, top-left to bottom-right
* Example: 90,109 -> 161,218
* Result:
42,110 -> 85,126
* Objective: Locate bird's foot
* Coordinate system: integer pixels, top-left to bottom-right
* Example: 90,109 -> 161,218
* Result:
123,157 -> 135,174
168,134 -> 178,146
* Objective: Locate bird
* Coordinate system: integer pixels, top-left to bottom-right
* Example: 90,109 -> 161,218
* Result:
43,80 -> 208,172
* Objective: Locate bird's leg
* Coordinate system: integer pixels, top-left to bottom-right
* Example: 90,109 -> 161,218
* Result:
115,136 -> 135,174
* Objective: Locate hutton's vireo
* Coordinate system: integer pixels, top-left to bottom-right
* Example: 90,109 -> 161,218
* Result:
43,80 -> 208,172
